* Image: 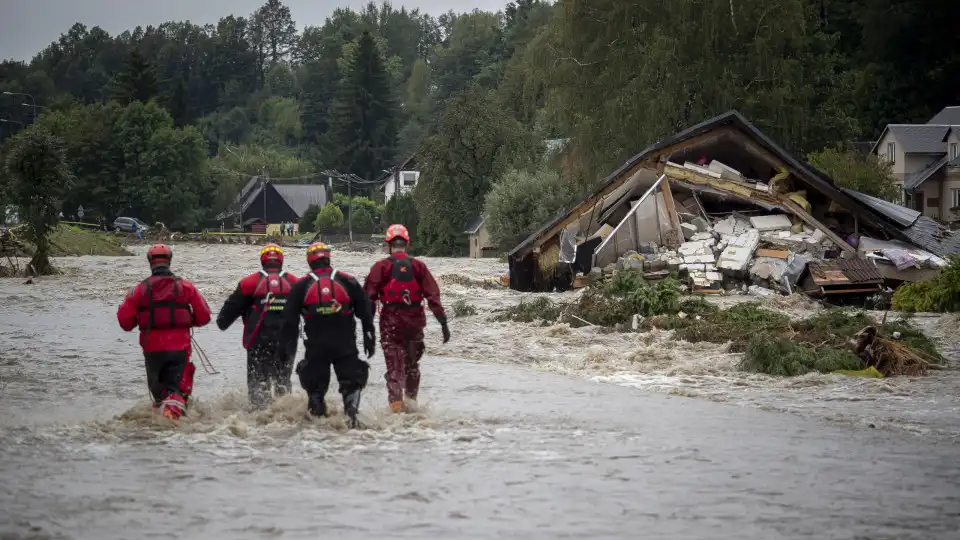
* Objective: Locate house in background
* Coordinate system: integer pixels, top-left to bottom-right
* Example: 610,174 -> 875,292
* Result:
871,106 -> 960,222
219,176 -> 329,233
464,215 -> 497,258
378,154 -> 419,203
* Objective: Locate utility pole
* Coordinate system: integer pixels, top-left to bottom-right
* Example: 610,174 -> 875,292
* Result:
261,170 -> 268,226
347,174 -> 353,244
393,165 -> 400,201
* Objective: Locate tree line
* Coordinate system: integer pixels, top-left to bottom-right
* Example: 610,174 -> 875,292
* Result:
1,0 -> 956,256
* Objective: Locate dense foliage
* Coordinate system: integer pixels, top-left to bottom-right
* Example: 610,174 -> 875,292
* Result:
1,0 -> 957,254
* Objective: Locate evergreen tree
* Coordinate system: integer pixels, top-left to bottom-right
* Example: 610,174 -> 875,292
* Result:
111,49 -> 158,105
328,31 -> 398,181
165,77 -> 190,127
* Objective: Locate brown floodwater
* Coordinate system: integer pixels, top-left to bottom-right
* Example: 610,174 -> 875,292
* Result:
1,244 -> 958,539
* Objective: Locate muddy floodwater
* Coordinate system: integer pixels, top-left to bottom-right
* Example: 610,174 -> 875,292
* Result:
2,244 -> 959,539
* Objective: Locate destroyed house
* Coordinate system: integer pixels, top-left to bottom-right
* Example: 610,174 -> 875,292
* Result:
507,110 -> 956,292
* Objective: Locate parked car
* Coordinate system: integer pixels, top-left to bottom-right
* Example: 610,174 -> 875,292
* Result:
113,217 -> 150,233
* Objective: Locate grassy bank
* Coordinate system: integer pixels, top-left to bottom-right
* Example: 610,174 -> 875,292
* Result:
25,225 -> 133,256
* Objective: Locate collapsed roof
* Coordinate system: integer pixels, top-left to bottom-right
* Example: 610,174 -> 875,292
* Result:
508,110 -> 960,292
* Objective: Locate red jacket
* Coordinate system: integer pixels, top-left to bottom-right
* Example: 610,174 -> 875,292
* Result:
364,253 -> 446,321
117,269 -> 212,353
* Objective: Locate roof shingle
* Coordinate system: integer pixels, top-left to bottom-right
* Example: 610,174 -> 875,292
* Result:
927,106 -> 960,125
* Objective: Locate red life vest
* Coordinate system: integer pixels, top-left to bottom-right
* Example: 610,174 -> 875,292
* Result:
243,270 -> 296,348
136,275 -> 193,331
251,270 -> 295,314
380,255 -> 422,305
302,269 -> 353,319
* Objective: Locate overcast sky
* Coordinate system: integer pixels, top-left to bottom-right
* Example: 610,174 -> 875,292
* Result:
0,0 -> 508,62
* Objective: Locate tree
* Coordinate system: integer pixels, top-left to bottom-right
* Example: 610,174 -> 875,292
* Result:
383,193 -> 419,244
315,202 -> 344,233
140,125 -> 212,230
111,48 -> 158,105
328,31 -> 398,180
298,203 -> 320,233
485,168 -> 571,249
808,146 -> 899,202
415,84 -> 537,255
250,0 -> 298,84
351,206 -> 376,234
2,126 -> 70,274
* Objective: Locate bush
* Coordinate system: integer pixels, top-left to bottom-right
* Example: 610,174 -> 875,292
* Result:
891,256 -> 960,312
315,203 -> 344,233
484,168 -> 572,249
808,145 -> 899,201
299,204 -> 320,233
350,206 -> 376,234
453,299 -> 478,317
572,271 -> 682,326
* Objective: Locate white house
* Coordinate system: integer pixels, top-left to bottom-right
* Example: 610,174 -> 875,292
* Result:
379,154 -> 419,203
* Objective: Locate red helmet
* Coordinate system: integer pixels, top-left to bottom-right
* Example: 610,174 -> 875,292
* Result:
147,243 -> 172,266
260,243 -> 284,267
306,242 -> 331,266
385,224 -> 410,244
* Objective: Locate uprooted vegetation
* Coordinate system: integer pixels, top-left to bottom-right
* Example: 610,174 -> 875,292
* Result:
492,269 -> 943,377
452,299 -> 478,318
891,256 -> 960,313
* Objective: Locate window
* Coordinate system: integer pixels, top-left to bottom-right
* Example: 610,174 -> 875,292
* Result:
402,172 -> 417,186
951,142 -> 959,160
886,142 -> 896,164
952,189 -> 960,209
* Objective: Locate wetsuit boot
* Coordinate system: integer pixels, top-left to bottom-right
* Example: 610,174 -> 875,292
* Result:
343,389 -> 362,428
307,392 -> 327,418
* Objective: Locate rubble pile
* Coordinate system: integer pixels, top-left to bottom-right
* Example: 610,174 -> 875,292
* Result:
602,208 -> 842,295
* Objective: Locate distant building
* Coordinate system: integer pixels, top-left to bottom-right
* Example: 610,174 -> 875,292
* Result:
871,105 -> 960,221
378,154 -> 419,203
218,176 -> 329,228
463,215 -> 497,258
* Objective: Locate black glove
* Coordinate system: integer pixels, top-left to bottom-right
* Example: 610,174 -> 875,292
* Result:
438,316 -> 450,344
363,329 -> 376,358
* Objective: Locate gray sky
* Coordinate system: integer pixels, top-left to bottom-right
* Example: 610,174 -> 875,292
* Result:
0,0 -> 508,62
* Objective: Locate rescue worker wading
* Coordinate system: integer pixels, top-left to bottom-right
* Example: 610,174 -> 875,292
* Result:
216,243 -> 300,410
364,224 -> 450,414
117,244 -> 212,421
280,242 -> 374,427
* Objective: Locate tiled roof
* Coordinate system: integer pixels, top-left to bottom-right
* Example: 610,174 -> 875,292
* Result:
885,125 -> 952,154
904,155 -> 949,190
463,215 -> 485,235
271,184 -> 328,217
928,106 -> 960,125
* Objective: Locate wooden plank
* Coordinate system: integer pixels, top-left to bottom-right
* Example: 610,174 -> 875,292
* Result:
658,175 -> 684,232
779,198 -> 856,254
755,248 -> 790,259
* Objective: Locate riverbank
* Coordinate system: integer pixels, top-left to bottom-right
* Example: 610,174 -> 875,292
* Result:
18,225 -> 133,257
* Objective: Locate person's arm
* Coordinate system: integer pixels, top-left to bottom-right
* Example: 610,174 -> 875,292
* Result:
280,278 -> 307,347
186,282 -> 212,327
117,285 -> 140,332
216,279 -> 253,331
415,260 -> 450,343
343,273 -> 376,358
343,274 -> 374,336
363,260 -> 386,305
415,260 -> 447,321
